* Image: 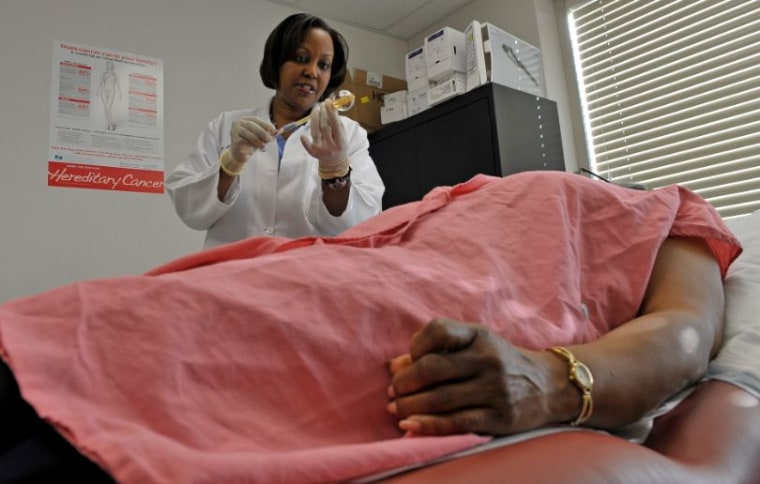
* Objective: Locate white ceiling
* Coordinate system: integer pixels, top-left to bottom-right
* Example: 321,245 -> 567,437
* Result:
268,0 -> 475,40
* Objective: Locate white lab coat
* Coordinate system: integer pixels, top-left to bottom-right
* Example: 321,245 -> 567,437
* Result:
166,103 -> 385,248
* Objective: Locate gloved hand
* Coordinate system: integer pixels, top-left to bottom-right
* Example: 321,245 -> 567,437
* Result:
229,116 -> 276,164
301,100 -> 350,179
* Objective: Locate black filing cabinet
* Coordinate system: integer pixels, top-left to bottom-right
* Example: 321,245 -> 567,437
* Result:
368,82 -> 565,209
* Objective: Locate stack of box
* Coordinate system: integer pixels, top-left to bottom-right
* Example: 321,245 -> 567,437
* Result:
386,22 -> 545,125
424,27 -> 467,106
403,27 -> 469,115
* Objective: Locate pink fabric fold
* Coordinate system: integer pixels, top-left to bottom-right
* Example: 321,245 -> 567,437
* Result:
0,172 -> 741,483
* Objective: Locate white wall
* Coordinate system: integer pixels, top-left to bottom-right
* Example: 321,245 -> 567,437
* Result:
0,0 -> 578,303
408,0 -> 579,174
0,0 -> 407,303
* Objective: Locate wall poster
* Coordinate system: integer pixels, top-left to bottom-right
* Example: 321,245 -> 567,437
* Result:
48,40 -> 164,193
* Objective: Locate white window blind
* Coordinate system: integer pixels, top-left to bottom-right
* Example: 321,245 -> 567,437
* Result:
568,0 -> 760,218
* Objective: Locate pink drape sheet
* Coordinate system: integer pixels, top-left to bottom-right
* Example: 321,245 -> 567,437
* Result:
0,172 -> 741,483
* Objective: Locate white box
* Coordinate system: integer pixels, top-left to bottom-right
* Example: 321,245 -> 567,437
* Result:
383,90 -> 408,108
380,103 -> 407,125
465,20 -> 487,92
481,22 -> 545,97
424,27 -> 466,82
427,72 -> 466,105
408,87 -> 431,116
405,46 -> 428,92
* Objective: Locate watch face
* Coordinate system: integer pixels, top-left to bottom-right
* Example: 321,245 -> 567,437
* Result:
574,363 -> 593,388
328,178 -> 348,190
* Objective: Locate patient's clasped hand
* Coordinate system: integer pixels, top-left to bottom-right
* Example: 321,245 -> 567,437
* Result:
0,171 -> 742,483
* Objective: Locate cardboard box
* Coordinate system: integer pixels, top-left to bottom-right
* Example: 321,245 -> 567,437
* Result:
380,103 -> 407,125
337,68 -> 407,133
427,72 -> 466,105
480,22 -> 545,97
408,87 -> 431,116
405,46 -> 429,92
424,27 -> 466,82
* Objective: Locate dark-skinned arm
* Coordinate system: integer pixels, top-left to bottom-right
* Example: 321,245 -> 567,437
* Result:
321,178 -> 350,216
387,237 -> 725,435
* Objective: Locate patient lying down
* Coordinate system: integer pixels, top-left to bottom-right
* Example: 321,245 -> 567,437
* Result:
0,171 -> 748,483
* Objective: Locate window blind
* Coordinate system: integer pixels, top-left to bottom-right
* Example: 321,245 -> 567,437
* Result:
568,0 -> 760,218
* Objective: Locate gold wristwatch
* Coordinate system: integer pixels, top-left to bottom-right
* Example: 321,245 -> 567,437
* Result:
548,346 -> 594,426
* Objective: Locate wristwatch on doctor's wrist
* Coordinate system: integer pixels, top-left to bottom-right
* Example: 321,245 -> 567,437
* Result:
322,167 -> 352,191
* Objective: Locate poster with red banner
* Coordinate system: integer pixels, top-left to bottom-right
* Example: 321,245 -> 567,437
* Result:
49,40 -> 164,193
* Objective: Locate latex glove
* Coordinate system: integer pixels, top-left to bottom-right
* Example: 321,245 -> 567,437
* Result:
229,116 -> 276,164
301,101 -> 350,179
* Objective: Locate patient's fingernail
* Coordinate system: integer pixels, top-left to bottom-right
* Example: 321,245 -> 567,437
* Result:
387,401 -> 397,415
387,385 -> 395,399
399,419 -> 421,433
389,354 -> 412,374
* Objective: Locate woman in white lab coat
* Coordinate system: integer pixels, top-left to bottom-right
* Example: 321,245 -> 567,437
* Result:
166,13 -> 384,248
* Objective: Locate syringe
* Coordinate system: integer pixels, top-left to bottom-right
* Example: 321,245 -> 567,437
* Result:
275,90 -> 355,136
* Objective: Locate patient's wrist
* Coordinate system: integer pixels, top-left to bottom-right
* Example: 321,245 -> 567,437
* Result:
539,351 -> 587,425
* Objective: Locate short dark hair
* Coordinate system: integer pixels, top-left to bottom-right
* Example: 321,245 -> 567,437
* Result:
260,13 -> 349,101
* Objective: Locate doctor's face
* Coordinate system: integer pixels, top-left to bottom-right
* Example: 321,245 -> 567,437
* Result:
277,27 -> 333,114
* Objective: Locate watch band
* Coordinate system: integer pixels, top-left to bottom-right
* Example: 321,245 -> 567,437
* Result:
322,167 -> 352,191
548,346 -> 594,426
